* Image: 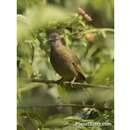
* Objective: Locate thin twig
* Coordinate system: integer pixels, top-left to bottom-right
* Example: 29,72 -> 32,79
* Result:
71,28 -> 114,37
84,28 -> 114,33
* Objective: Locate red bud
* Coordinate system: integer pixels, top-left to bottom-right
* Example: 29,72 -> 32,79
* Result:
85,33 -> 95,42
78,8 -> 92,22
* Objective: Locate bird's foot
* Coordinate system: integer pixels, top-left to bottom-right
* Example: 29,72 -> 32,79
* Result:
70,77 -> 76,88
56,78 -> 63,84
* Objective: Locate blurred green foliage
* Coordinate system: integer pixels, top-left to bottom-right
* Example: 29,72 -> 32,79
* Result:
17,0 -> 114,130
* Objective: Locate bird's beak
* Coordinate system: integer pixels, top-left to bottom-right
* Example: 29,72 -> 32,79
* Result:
48,38 -> 61,42
48,38 -> 53,42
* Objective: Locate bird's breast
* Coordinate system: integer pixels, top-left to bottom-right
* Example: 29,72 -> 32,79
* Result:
50,46 -> 78,80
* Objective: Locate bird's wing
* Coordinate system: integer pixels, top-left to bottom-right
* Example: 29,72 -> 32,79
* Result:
67,48 -> 81,64
67,48 -> 86,80
72,62 -> 86,81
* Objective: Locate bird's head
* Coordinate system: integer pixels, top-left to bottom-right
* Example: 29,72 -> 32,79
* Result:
49,32 -> 61,42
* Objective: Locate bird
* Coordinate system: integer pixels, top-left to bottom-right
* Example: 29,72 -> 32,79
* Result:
49,32 -> 86,84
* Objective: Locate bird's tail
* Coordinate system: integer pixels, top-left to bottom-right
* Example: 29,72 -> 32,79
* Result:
77,72 -> 86,82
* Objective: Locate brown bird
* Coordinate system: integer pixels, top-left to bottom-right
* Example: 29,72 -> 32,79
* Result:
49,32 -> 86,83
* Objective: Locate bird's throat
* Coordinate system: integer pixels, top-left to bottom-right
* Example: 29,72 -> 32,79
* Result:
51,40 -> 63,48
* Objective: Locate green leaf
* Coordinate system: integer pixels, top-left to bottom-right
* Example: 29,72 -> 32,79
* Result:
91,62 -> 114,86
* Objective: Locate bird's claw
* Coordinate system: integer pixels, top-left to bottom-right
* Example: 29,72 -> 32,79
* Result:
56,78 -> 63,84
70,77 -> 76,88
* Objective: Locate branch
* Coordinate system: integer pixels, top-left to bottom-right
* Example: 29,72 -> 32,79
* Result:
41,28 -> 114,44
30,79 -> 113,89
17,104 -> 113,111
18,104 -> 94,108
17,79 -> 113,94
